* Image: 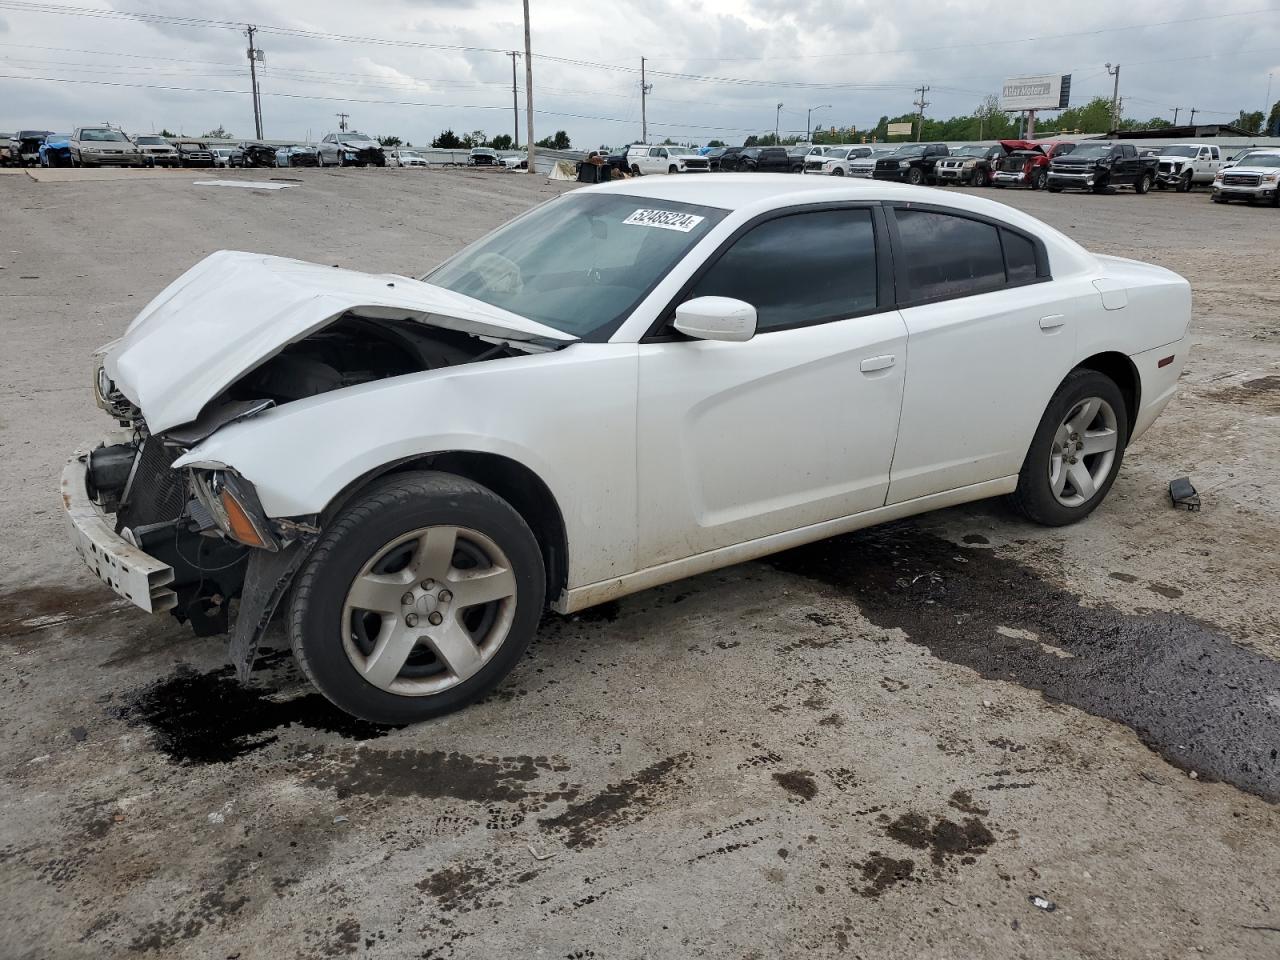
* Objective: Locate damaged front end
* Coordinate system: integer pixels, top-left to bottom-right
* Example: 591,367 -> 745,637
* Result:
65,251 -> 573,678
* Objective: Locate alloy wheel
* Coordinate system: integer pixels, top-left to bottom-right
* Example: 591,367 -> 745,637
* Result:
1048,397 -> 1119,507
341,525 -> 517,696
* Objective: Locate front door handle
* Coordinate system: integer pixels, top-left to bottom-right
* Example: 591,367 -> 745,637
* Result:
860,355 -> 896,373
1039,314 -> 1066,330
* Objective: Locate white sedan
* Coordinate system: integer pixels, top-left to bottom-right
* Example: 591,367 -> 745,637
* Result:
65,176 -> 1190,722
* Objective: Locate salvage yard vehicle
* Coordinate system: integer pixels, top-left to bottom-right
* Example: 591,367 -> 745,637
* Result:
842,147 -> 896,178
274,144 -> 320,168
10,129 -> 53,166
934,142 -> 1028,187
210,147 -> 236,168
1046,142 -> 1156,194
992,141 -> 1074,191
1211,153 -> 1280,205
70,127 -> 145,167
390,149 -> 430,167
173,140 -> 217,168
38,133 -> 73,168
627,144 -> 711,175
713,146 -> 747,171
133,135 -> 180,168
810,146 -> 872,175
65,174 -> 1190,723
1152,144 -> 1224,192
467,147 -> 499,167
737,146 -> 803,173
872,143 -> 950,184
317,131 -> 385,167
238,142 -> 279,168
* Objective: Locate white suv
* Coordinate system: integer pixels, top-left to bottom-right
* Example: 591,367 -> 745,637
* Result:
1211,152 -> 1280,205
626,144 -> 710,175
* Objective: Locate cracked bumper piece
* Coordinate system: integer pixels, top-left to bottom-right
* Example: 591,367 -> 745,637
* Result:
61,454 -> 176,613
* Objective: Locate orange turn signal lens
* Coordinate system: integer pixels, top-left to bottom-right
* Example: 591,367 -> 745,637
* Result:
219,488 -> 269,548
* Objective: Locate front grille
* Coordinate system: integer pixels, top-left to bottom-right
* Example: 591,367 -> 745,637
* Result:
117,439 -> 187,531
1223,173 -> 1261,186
874,159 -> 899,171
1158,161 -> 1173,174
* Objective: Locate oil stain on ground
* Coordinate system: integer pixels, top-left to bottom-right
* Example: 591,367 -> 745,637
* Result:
766,522 -> 1280,802
115,663 -> 396,764
539,753 -> 692,848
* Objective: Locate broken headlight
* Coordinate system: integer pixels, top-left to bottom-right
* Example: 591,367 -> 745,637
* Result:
191,470 -> 279,551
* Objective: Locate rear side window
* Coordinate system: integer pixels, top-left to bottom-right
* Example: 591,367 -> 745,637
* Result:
1001,229 -> 1039,284
690,209 -> 878,331
894,209 -> 1005,302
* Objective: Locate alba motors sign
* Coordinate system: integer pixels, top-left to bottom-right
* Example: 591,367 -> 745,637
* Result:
1000,74 -> 1072,111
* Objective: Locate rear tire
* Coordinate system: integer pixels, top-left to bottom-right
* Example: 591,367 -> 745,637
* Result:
289,471 -> 545,723
1009,370 -> 1129,527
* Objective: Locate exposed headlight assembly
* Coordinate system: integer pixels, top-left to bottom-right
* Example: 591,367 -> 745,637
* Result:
192,470 -> 279,551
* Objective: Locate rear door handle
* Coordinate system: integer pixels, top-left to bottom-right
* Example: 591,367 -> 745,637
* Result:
860,355 -> 896,373
1039,314 -> 1066,330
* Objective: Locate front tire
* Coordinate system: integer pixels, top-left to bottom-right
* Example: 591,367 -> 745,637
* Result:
289,471 -> 545,723
1176,170 -> 1193,193
1010,370 -> 1128,527
907,167 -> 925,185
1135,172 -> 1153,194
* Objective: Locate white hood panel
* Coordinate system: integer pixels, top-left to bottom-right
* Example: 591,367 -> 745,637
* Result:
104,250 -> 572,433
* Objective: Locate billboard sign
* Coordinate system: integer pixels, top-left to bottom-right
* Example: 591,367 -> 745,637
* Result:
887,121 -> 913,136
1000,74 -> 1071,111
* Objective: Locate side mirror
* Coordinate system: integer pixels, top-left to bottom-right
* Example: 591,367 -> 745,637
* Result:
673,297 -> 757,343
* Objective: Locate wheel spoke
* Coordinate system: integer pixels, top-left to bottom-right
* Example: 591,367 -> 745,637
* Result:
346,572 -> 410,613
412,527 -> 458,580
1080,428 -> 1118,456
450,566 -> 517,609
1050,458 -> 1068,497
427,617 -> 485,681
359,618 -> 419,690
1067,397 -> 1102,435
1067,461 -> 1097,501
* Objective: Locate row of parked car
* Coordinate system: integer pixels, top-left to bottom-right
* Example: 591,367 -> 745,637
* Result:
607,139 -> 1280,205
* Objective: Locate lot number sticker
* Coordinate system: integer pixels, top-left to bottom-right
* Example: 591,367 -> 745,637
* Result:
623,208 -> 705,232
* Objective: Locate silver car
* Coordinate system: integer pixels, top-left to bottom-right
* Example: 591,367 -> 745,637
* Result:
70,127 -> 144,167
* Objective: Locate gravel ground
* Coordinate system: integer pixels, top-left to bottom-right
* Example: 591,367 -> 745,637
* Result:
1,167 -> 1277,960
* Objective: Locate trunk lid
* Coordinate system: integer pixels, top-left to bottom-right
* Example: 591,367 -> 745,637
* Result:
105,250 -> 575,433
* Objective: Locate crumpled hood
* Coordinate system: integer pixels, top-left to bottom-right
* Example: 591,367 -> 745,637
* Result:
104,250 -> 574,434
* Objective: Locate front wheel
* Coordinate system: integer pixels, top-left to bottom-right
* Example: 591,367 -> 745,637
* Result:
669,164 -> 679,175
1032,169 -> 1049,191
831,167 -> 845,176
1009,370 -> 1128,526
907,167 -> 925,185
1135,172 -> 1153,194
971,168 -> 989,187
1176,171 -> 1193,193
289,471 -> 546,723
630,164 -> 641,176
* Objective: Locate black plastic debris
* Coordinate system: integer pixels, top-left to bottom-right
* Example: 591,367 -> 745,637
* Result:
1169,477 -> 1201,511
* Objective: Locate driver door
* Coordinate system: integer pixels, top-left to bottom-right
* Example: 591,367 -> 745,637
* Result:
635,206 -> 908,567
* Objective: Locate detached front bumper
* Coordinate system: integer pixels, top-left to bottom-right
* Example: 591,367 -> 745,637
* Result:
61,454 -> 176,613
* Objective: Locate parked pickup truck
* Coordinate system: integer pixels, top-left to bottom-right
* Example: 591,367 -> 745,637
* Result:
736,146 -> 803,173
992,141 -> 1075,191
1152,143 -> 1225,191
626,144 -> 711,175
1046,142 -> 1156,194
871,143 -> 950,185
1211,153 -> 1280,205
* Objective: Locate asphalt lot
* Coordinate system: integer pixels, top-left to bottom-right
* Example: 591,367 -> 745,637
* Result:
1,166 -> 1277,960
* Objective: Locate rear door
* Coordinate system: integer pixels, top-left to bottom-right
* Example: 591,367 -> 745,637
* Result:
636,205 -> 908,565
884,204 -> 1078,503
1115,145 -> 1137,183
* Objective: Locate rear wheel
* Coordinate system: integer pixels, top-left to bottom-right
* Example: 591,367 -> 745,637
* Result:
289,471 -> 545,723
1010,370 -> 1128,527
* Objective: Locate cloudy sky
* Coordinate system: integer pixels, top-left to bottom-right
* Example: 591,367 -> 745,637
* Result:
1,0 -> 1277,145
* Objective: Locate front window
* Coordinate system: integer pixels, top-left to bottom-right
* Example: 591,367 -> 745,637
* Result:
344,132 -> 374,143
889,145 -> 926,157
135,136 -> 166,145
666,147 -> 694,156
80,129 -> 127,142
1242,154 -> 1280,168
954,145 -> 988,157
1067,144 -> 1114,159
1160,146 -> 1200,158
425,193 -> 727,339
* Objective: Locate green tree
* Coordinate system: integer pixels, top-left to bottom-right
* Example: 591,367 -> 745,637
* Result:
377,135 -> 402,147
707,139 -> 726,148
1236,110 -> 1264,134
431,129 -> 464,148
535,130 -> 571,150
202,125 -> 232,139
461,129 -> 487,147
872,116 -> 889,141
158,128 -> 176,138
1053,96 -> 1117,134
489,133 -> 513,150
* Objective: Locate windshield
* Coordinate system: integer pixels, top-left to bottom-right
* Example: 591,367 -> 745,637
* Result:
666,147 -> 694,156
400,151 -> 422,158
788,147 -> 810,156
955,145 -> 988,157
1238,153 -> 1280,168
472,147 -> 496,154
1160,145 -> 1200,157
135,136 -> 167,144
80,129 -> 126,142
342,132 -> 373,142
889,145 -> 925,157
425,193 -> 728,339
1233,151 -> 1278,165
1067,144 -> 1114,158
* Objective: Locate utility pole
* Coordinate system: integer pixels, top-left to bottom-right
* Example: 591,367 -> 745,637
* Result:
1171,106 -> 1181,125
245,25 -> 263,140
775,102 -> 783,144
509,52 -> 520,148
1105,62 -> 1121,131
913,84 -> 930,142
523,0 -> 534,173
806,104 -> 830,142
336,112 -> 349,132
1189,107 -> 1198,126
640,57 -> 651,143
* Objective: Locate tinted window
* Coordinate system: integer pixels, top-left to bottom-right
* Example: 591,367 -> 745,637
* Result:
1002,229 -> 1039,284
690,209 -> 877,331
895,209 -> 1005,302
